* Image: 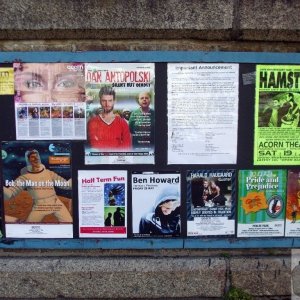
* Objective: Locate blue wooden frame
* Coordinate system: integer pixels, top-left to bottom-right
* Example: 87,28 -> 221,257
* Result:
2,51 -> 300,63
0,237 -> 297,249
0,50 -> 299,249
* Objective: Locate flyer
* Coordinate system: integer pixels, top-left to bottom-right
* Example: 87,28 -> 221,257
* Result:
285,170 -> 300,236
78,170 -> 127,238
132,172 -> 181,237
84,63 -> 155,165
167,63 -> 239,164
254,65 -> 300,165
186,169 -> 235,236
14,62 -> 86,140
0,67 -> 14,95
1,141 -> 73,238
237,170 -> 286,237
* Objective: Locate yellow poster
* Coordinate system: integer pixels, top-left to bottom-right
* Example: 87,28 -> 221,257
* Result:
0,67 -> 14,95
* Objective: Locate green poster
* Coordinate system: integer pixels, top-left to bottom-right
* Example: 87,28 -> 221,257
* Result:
237,170 -> 286,237
254,65 -> 300,165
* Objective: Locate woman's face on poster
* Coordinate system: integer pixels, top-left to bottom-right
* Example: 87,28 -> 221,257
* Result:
210,181 -> 217,188
14,63 -> 85,103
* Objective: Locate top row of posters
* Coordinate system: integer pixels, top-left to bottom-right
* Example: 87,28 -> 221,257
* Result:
0,63 -> 299,166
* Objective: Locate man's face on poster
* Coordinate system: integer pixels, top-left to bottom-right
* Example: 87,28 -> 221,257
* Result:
160,201 -> 174,216
28,153 -> 41,168
138,92 -> 151,109
14,63 -> 85,103
100,95 -> 115,113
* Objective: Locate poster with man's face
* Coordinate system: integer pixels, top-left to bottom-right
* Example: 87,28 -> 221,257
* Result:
84,63 -> 155,165
1,141 -> 73,238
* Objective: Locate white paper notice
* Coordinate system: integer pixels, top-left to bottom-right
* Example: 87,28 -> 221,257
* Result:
167,63 -> 239,164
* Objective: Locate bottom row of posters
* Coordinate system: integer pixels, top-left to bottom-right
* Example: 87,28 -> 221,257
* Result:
1,142 -> 300,239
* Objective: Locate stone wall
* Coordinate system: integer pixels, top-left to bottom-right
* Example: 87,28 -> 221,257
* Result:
0,249 -> 291,299
0,0 -> 300,51
0,0 -> 299,298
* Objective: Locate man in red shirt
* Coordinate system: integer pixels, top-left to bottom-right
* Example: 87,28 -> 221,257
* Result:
87,86 -> 132,150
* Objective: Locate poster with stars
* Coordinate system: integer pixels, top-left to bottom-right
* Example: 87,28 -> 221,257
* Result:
78,170 -> 127,238
1,141 -> 73,238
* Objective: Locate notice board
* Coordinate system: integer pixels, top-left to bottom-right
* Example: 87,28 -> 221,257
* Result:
0,51 -> 300,249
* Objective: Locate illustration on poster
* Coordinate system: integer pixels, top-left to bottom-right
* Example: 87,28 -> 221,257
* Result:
3,149 -> 72,223
105,184 -> 125,206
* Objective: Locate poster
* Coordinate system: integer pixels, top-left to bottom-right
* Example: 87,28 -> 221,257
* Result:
285,170 -> 300,236
186,170 -> 235,236
14,62 -> 86,140
1,141 -> 73,238
254,65 -> 300,165
132,172 -> 181,237
0,67 -> 14,95
78,170 -> 127,238
237,170 -> 286,237
167,63 -> 239,164
84,63 -> 155,165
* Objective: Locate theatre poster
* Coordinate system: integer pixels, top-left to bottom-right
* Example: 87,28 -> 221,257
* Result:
237,169 -> 286,237
254,65 -> 300,165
